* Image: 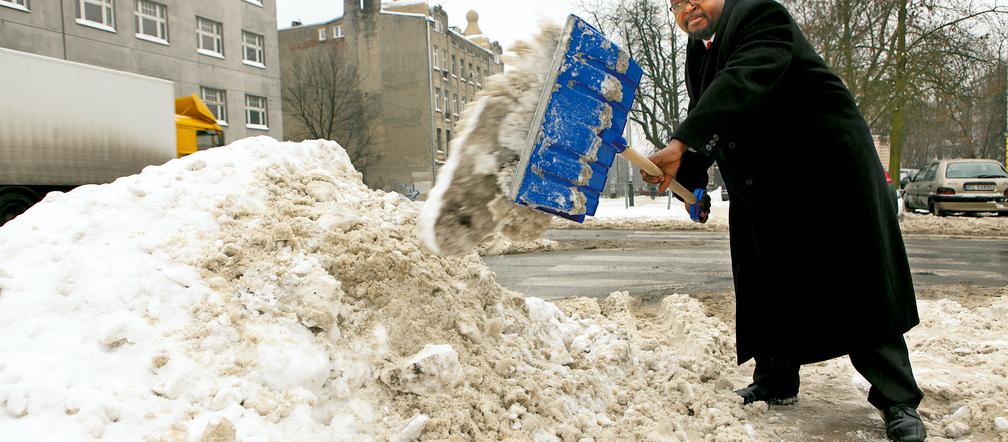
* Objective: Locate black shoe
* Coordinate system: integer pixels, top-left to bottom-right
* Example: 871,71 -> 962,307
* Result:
882,405 -> 926,442
733,383 -> 798,405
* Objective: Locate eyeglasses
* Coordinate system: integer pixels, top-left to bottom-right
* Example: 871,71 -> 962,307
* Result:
669,0 -> 703,14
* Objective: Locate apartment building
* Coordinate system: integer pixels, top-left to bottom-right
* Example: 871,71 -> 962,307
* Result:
278,0 -> 503,198
0,0 -> 282,142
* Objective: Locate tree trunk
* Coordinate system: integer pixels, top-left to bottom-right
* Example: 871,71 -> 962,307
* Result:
888,0 -> 908,189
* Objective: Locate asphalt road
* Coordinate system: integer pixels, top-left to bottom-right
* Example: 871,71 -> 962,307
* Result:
483,230 -> 1008,300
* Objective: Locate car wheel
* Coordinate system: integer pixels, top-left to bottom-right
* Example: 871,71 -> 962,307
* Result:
928,200 -> 946,217
0,188 -> 38,226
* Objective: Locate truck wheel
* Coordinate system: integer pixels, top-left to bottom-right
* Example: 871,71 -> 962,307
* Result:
0,189 -> 39,225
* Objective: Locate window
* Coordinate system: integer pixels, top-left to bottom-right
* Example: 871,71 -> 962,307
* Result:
446,130 -> 452,144
77,0 -> 115,31
433,19 -> 443,33
451,55 -> 456,76
434,88 -> 442,112
0,0 -> 30,12
453,94 -> 459,116
433,45 -> 439,70
318,28 -> 326,41
922,163 -> 938,182
332,25 -> 343,38
436,129 -> 442,151
200,87 -> 227,124
443,94 -> 449,119
242,31 -> 265,67
135,0 -> 168,44
477,67 -> 482,85
196,17 -> 223,57
245,94 -> 268,130
945,162 -> 1008,179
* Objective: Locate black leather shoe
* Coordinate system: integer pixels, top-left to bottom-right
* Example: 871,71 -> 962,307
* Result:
733,383 -> 798,405
882,405 -> 926,442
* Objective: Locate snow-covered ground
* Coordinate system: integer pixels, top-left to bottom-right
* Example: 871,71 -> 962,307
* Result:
0,138 -> 1005,441
550,193 -> 1008,238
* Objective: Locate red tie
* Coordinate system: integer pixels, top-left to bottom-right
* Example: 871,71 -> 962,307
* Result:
705,40 -> 712,49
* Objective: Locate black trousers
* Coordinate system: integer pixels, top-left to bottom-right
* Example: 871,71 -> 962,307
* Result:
753,334 -> 923,410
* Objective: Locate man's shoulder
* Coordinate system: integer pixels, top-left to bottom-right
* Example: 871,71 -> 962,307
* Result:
733,0 -> 790,15
727,0 -> 793,27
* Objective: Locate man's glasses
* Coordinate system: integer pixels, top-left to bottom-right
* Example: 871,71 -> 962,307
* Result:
669,0 -> 703,14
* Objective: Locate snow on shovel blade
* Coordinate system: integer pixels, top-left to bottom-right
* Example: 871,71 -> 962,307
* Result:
508,14 -> 644,223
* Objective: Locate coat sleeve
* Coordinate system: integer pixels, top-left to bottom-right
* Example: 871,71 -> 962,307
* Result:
672,1 -> 796,158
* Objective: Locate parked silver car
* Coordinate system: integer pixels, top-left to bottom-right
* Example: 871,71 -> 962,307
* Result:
903,159 -> 1008,216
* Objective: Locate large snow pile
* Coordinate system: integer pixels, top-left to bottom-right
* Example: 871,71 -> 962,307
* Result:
0,137 -> 756,440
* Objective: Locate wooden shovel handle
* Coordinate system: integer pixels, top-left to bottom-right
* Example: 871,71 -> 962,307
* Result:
620,147 -> 698,205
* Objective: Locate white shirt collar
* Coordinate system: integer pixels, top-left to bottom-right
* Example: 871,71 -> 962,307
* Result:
704,33 -> 717,49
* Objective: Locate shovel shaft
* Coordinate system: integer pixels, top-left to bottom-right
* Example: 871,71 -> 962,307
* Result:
620,148 -> 698,205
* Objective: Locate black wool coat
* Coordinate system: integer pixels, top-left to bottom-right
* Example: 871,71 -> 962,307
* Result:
671,0 -> 919,365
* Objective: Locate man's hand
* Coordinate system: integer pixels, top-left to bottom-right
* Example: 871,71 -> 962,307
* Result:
640,139 -> 688,193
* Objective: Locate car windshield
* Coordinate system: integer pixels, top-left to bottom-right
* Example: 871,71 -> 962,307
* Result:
945,162 -> 1008,179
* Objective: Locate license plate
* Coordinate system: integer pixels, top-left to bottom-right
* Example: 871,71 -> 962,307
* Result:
964,184 -> 995,191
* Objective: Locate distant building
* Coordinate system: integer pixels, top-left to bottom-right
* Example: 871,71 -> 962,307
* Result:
278,0 -> 504,198
0,0 -> 283,142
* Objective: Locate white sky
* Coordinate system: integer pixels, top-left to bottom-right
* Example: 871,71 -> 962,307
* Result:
276,0 -> 583,50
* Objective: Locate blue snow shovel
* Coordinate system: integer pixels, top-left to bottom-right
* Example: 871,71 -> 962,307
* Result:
507,14 -> 699,223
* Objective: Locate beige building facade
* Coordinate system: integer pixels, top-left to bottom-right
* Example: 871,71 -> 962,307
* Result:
0,0 -> 283,142
278,0 -> 503,198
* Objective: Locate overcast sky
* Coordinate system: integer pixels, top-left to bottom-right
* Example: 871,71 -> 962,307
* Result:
276,0 -> 583,50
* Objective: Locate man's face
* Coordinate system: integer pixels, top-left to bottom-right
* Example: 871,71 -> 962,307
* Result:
672,0 -> 725,40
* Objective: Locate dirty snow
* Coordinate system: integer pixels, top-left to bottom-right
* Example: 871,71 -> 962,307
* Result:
0,137 -> 758,441
0,137 -> 1005,441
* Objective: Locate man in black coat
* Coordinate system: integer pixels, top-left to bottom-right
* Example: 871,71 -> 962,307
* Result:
642,0 -> 926,440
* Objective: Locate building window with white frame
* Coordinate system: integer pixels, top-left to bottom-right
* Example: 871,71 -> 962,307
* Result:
433,45 -> 439,70
135,0 -> 168,44
241,31 -> 265,68
318,28 -> 326,41
453,93 -> 459,116
332,25 -> 342,38
77,0 -> 115,31
245,94 -> 268,130
0,0 -> 30,12
434,88 -> 442,112
200,87 -> 227,125
196,17 -> 223,57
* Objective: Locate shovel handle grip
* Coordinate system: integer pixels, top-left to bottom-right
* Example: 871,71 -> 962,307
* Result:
620,148 -> 698,205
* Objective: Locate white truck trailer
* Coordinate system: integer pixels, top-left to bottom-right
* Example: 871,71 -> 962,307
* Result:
0,47 -> 177,225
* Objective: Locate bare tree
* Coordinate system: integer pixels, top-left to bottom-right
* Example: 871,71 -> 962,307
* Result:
785,0 -> 1008,180
282,47 -> 380,175
579,0 -> 688,153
